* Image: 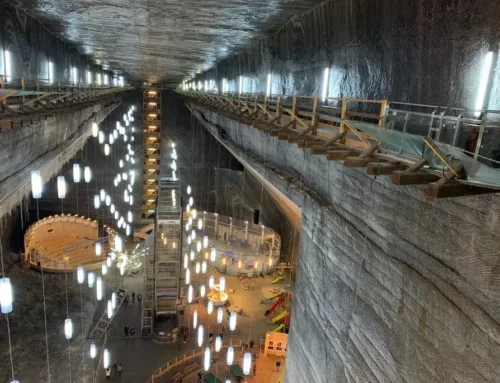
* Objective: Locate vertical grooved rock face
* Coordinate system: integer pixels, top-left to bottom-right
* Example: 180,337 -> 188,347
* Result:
190,105 -> 500,383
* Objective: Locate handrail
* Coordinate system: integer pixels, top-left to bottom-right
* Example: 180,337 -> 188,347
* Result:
179,89 -> 500,198
145,339 -> 243,382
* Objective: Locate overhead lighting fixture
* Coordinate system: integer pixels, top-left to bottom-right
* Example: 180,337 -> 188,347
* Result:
266,73 -> 272,97
475,51 -> 494,117
84,167 -> 92,183
57,176 -> 66,199
322,67 -> 330,102
31,170 -> 43,199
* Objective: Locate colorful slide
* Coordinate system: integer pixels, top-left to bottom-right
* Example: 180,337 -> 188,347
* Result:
260,294 -> 280,304
272,310 -> 288,323
272,275 -> 284,284
272,323 -> 285,332
268,296 -> 283,315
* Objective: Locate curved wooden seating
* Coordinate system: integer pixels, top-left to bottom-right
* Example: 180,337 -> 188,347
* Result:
24,214 -> 107,271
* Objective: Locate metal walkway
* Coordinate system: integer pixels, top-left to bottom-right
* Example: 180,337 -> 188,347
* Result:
178,90 -> 500,198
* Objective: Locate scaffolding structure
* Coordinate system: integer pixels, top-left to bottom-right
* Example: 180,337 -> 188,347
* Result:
142,88 -> 161,220
154,176 -> 182,316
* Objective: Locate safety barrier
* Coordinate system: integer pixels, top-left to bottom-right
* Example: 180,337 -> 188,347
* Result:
145,339 -> 243,383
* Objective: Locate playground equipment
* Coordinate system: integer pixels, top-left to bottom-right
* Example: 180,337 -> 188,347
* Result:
272,310 -> 288,323
272,275 -> 285,284
272,323 -> 285,332
260,294 -> 280,304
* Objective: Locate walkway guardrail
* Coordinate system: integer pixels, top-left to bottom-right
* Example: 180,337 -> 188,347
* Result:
179,90 -> 500,198
145,339 -> 243,383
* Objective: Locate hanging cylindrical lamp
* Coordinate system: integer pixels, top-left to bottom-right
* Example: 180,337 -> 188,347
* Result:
107,257 -> 112,267
64,318 -> 73,339
243,353 -> 252,375
209,275 -> 214,288
207,300 -> 213,315
195,262 -> 200,274
197,324 -> 204,347
98,131 -> 105,144
84,166 -> 92,183
191,230 -> 196,240
220,276 -> 226,293
187,236 -> 192,245
31,170 -> 43,198
95,242 -> 102,256
104,143 -> 110,156
215,336 -> 222,352
77,266 -> 85,284
109,133 -> 114,145
96,277 -> 103,301
200,284 -> 206,298
198,219 -> 203,230
186,204 -> 191,213
0,278 -> 13,314
187,185 -> 192,195
189,196 -> 194,206
229,312 -> 237,331
201,261 -> 207,274
103,349 -> 110,369
88,272 -> 95,288
120,262 -> 125,276
217,307 -> 223,324
90,344 -> 97,359
102,264 -> 107,275
127,211 -> 132,223
99,189 -> 105,201
114,211 -> 119,220
203,235 -> 208,249
119,159 -> 124,168
227,347 -> 234,366
115,235 -> 123,252
188,284 -> 193,303
196,241 -> 201,252
73,163 -> 81,183
193,310 -> 198,329
105,195 -> 111,206
94,195 -> 100,209
186,267 -> 191,285
204,347 -> 211,372
107,300 -> 113,319
91,122 -> 99,137
183,253 -> 188,269
111,292 -> 117,309
192,209 -> 197,219
57,176 -> 66,199
111,204 -> 115,214
190,250 -> 195,261
210,248 -> 216,262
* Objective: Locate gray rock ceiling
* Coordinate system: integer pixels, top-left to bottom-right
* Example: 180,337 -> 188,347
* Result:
17,0 -> 324,84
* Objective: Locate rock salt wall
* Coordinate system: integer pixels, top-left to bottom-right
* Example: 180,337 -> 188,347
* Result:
188,103 -> 500,383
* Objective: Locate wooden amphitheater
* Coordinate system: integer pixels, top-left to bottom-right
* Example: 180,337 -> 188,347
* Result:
24,214 -> 116,272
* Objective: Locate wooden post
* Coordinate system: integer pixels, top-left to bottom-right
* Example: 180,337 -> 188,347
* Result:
340,98 -> 348,143
311,96 -> 319,135
378,100 -> 388,127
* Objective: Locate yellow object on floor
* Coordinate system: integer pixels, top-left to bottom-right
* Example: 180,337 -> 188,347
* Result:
272,323 -> 285,332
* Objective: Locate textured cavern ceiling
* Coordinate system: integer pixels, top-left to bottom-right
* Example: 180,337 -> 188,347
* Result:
15,0 -> 324,84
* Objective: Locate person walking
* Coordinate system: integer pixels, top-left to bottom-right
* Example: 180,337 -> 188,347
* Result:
137,293 -> 142,303
276,360 -> 281,371
105,368 -> 111,380
117,362 -> 123,378
130,327 -> 135,337
124,326 -> 129,337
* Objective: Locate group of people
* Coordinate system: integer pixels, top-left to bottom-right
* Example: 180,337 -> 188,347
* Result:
123,325 -> 136,337
126,291 -> 141,304
105,361 -> 123,380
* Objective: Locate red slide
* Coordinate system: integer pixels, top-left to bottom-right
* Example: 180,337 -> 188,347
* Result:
268,296 -> 283,315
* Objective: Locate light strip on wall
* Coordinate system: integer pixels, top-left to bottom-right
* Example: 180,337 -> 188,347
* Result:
266,73 -> 272,97
48,61 -> 54,84
4,50 -> 12,83
475,51 -> 494,117
322,68 -> 330,102
72,67 -> 78,84
239,75 -> 244,95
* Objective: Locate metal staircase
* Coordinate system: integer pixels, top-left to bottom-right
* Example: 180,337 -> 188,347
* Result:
88,289 -> 127,338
